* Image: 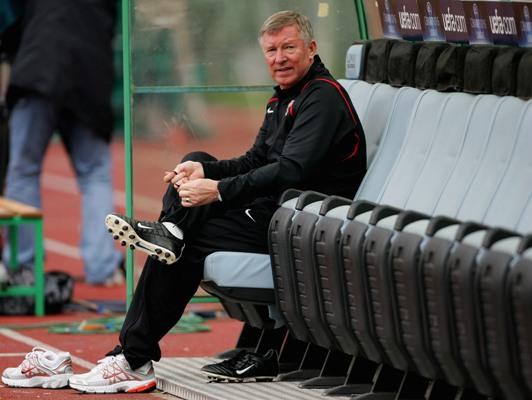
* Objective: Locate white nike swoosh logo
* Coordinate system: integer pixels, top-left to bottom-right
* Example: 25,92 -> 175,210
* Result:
136,242 -> 152,251
244,209 -> 256,223
137,222 -> 154,230
266,107 -> 274,114
236,364 -> 256,375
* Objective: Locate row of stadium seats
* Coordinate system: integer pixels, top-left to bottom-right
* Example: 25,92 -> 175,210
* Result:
200,40 -> 532,399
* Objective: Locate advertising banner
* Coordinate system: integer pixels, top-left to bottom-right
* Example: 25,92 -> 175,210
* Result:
419,0 -> 446,41
514,2 -> 532,46
396,0 -> 424,39
377,0 -> 403,38
439,0 -> 470,42
485,2 -> 519,44
463,1 -> 493,44
376,0 -> 532,46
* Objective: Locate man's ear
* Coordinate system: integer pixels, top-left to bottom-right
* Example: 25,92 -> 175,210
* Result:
308,40 -> 317,59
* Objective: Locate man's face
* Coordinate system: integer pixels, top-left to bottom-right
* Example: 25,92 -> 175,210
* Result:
260,24 -> 317,89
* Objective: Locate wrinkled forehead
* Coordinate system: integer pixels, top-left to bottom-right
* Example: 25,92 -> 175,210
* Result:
259,24 -> 303,44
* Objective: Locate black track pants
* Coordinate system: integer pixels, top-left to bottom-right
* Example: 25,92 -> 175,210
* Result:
111,152 -> 271,369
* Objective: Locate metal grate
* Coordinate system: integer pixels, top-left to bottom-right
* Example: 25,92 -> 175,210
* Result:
155,357 -> 352,400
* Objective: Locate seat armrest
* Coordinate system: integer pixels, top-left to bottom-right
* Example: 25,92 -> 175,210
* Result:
319,195 -> 352,216
295,191 -> 328,210
481,227 -> 520,248
518,234 -> 532,253
347,199 -> 377,219
393,209 -> 430,230
368,204 -> 402,225
278,189 -> 303,205
425,215 -> 461,236
455,221 -> 488,241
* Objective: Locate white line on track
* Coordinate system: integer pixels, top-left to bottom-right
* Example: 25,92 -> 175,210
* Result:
44,239 -> 81,260
0,353 -> 28,357
42,172 -> 161,212
0,328 -> 95,369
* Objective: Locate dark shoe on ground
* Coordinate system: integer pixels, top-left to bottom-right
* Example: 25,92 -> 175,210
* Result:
200,349 -> 279,382
105,214 -> 184,265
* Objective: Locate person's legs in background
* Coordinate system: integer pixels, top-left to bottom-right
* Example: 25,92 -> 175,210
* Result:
2,94 -> 56,267
60,119 -> 122,285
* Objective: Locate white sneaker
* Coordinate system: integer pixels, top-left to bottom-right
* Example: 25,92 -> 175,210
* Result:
68,354 -> 156,393
1,347 -> 73,388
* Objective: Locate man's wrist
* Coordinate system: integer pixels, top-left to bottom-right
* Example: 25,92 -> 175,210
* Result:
215,181 -> 222,202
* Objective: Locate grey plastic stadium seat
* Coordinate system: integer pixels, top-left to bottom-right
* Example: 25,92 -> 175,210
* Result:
354,86 -> 422,202
508,240 -> 532,398
270,192 -> 327,342
202,197 -> 297,296
454,96 -> 528,226
474,230 -> 528,400
481,101 -> 532,230
204,252 -> 272,289
376,90 -> 472,211
338,80 -> 400,163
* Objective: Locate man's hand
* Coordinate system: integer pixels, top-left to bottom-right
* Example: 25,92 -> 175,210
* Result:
163,161 -> 205,188
177,179 -> 220,207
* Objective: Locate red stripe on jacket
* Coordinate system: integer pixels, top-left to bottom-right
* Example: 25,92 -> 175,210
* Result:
300,78 -> 360,161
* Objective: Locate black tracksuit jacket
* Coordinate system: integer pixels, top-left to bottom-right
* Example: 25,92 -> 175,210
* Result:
201,55 -> 367,218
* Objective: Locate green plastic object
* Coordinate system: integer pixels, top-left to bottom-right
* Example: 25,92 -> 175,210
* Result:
48,314 -> 210,334
354,0 -> 369,40
121,0 -> 135,308
0,215 -> 45,316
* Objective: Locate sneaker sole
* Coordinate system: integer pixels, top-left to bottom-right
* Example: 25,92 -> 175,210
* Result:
203,371 -> 276,383
69,379 -> 156,393
2,373 -> 72,389
105,215 -> 183,265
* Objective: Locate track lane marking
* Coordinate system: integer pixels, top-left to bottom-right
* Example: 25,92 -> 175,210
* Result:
44,239 -> 80,260
0,328 -> 95,369
0,353 -> 28,357
42,172 -> 161,212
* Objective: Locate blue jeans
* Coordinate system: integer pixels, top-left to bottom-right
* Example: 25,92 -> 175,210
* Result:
2,95 -> 122,284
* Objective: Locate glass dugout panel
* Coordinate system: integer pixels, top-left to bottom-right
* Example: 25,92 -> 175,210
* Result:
131,0 -> 361,86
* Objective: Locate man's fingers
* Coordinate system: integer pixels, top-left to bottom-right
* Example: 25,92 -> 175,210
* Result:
163,171 -> 176,182
179,190 -> 193,206
170,173 -> 188,185
177,186 -> 189,195
175,177 -> 189,187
